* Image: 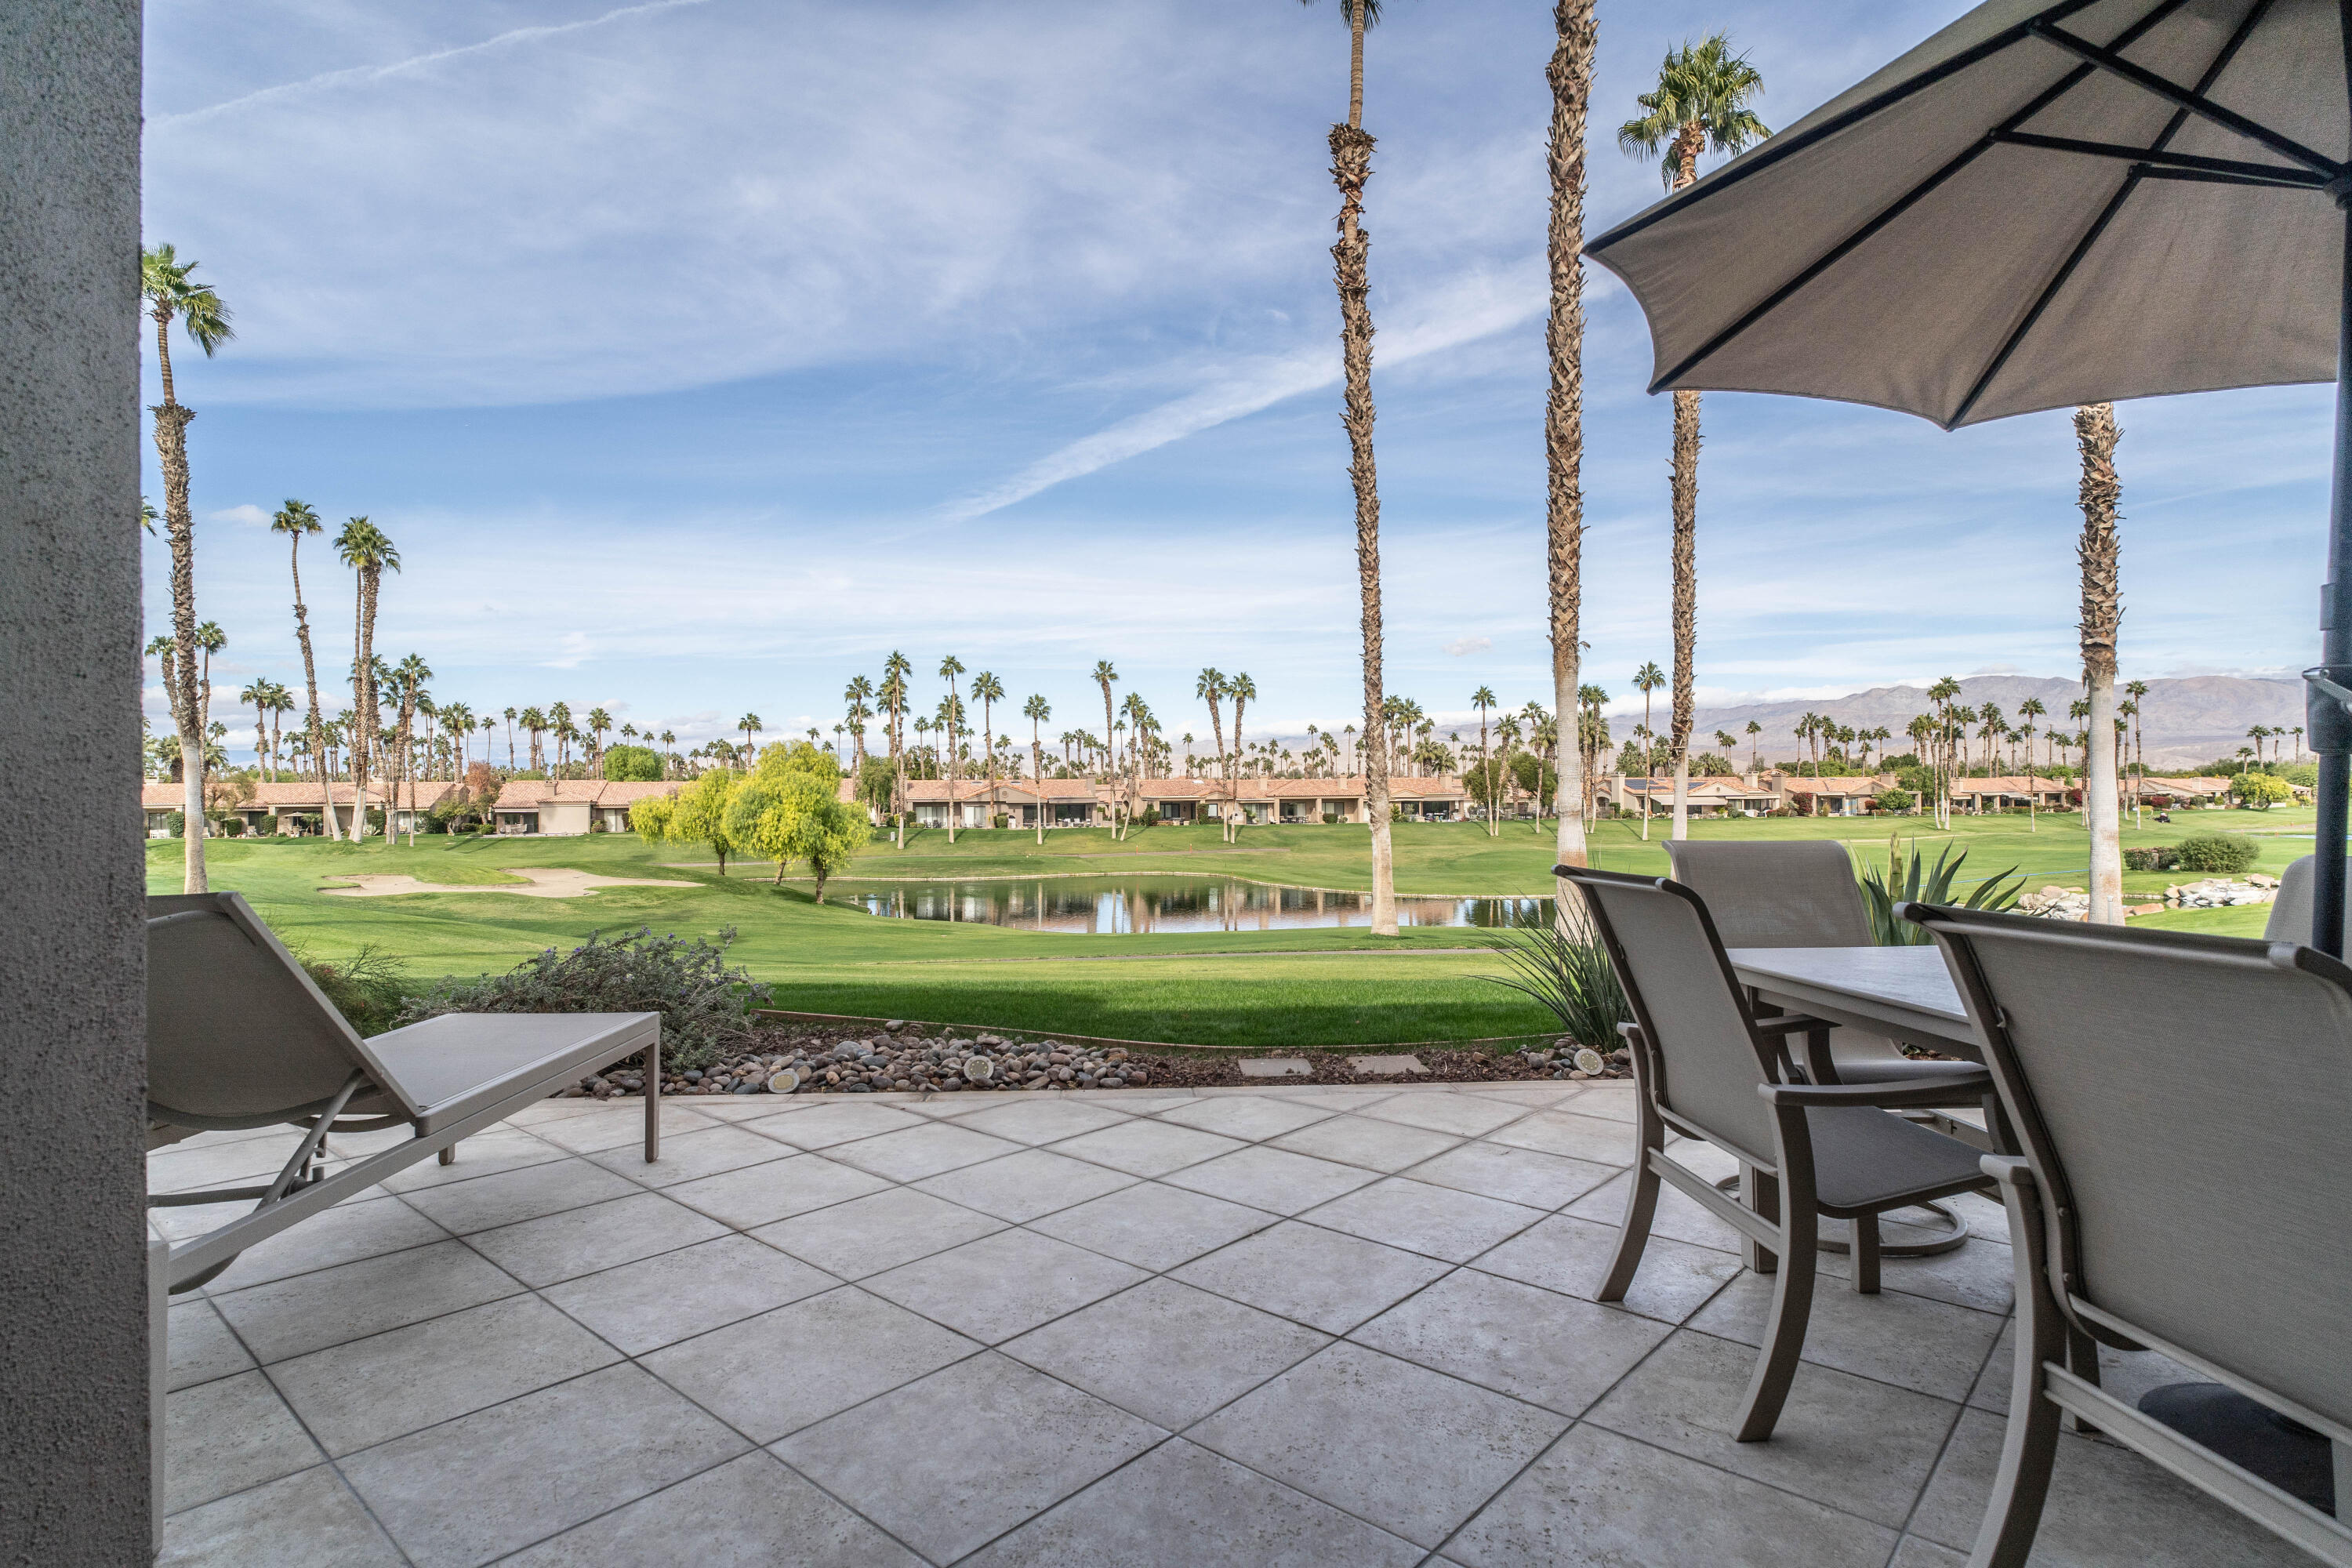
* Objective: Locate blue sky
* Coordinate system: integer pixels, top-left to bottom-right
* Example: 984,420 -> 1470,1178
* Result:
140,0 -> 2332,760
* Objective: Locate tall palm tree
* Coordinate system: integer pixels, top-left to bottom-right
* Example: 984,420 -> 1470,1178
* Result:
935,655 -> 966,841
1023,695 -> 1051,843
1618,37 -> 1767,845
502,706 -> 518,769
844,675 -> 875,775
1227,673 -> 1258,844
1196,668 -> 1228,829
270,499 -> 342,837
1472,685 -> 1499,835
519,706 -> 546,773
550,701 -> 575,773
1544,4 -> 1598,884
388,654 -> 431,837
1092,659 -> 1121,836
1632,662 -> 1665,837
882,651 -> 913,847
971,671 -> 1005,829
333,518 -> 397,838
586,707 -> 612,775
2077,403 -> 2125,924
738,713 -> 762,757
2123,679 -> 2150,819
1300,0 -> 1398,932
144,243 -> 234,888
1744,718 -> 1762,775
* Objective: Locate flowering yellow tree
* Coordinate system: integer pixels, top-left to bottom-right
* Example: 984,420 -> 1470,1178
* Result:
725,768 -> 867,895
657,768 -> 741,875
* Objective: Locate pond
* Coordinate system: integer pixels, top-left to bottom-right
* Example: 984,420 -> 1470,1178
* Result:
831,875 -> 1551,935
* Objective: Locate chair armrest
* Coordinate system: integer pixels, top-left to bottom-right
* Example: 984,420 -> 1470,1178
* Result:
1758,1069 -> 1992,1109
1979,1152 -> 2034,1190
1751,1014 -> 1839,1036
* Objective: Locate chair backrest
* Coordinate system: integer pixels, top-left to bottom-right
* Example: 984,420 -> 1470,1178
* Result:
147,893 -> 397,1124
1910,904 -> 2352,1432
2262,854 -> 2350,949
1663,840 -> 1872,948
1559,866 -> 1782,1164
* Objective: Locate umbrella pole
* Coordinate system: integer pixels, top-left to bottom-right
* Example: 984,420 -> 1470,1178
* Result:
2311,208 -> 2352,960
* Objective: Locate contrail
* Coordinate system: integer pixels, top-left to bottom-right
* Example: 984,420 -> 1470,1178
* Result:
936,260 -> 1558,526
149,0 -> 718,132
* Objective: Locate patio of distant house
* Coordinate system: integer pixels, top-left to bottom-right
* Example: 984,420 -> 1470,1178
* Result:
154,1078 -> 2296,1567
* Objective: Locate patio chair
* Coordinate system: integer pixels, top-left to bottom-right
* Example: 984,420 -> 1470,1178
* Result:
1664,840 -> 1984,1088
2265,854 -> 2350,950
1903,905 -> 2351,1566
1561,866 -> 1994,1442
147,891 -> 661,1296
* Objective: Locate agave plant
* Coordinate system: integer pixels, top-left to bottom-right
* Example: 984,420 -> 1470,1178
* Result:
1861,838 -> 2025,946
1478,902 -> 1632,1051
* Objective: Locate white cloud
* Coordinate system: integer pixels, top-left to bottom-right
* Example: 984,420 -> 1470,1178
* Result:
1445,635 -> 1492,657
208,503 -> 270,527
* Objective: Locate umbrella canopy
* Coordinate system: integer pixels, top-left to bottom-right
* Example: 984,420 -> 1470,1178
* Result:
1587,0 -> 2352,956
1588,0 -> 2347,427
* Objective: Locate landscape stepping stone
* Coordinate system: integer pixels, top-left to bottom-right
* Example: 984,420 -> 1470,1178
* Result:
1239,1058 -> 1312,1079
1348,1054 -> 1427,1077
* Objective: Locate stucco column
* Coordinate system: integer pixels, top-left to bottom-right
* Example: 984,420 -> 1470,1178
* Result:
0,5 -> 152,1561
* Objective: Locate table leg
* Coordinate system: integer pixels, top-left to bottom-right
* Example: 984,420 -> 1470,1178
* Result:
1741,1162 -> 1780,1275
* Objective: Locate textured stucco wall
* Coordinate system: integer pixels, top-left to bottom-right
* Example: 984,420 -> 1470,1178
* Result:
0,4 -> 151,1562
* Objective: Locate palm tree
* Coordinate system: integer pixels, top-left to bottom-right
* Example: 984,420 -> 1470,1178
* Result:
1022,695 -> 1051,844
1471,685 -> 1499,835
1091,659 -> 1121,836
519,706 -> 546,773
586,707 -> 612,775
970,671 -> 1005,829
1196,668 -> 1228,830
1618,37 -> 1767,845
844,675 -> 875,775
882,652 -> 913,847
739,713 -> 762,757
2122,680 -> 2150,818
333,518 -> 397,838
143,243 -> 234,888
2077,403 -> 2125,924
270,499 -> 342,837
550,701 -> 575,773
1227,673 -> 1258,844
1299,0 -> 1398,932
1542,0 -> 1599,885
934,656 -> 966,841
389,654 -> 432,837
1629,662 -> 1665,837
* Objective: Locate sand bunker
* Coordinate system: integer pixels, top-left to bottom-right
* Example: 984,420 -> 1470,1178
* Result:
321,868 -> 700,899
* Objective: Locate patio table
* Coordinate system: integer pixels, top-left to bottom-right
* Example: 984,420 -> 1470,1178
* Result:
1726,945 -> 1980,1062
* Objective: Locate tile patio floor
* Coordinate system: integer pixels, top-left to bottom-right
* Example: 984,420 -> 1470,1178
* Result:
153,1080 -> 2306,1566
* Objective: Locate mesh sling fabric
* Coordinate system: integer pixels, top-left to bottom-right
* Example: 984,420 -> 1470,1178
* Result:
1665,840 -> 1875,948
1962,920 -> 2352,1432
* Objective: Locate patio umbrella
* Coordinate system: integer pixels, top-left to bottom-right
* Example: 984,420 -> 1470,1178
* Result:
1585,0 -> 2352,954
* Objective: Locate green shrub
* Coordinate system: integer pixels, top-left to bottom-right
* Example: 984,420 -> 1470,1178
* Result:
1477,907 -> 1630,1051
2282,761 -> 2318,788
602,744 -> 663,781
2123,845 -> 2178,872
402,927 -> 771,1072
1323,811 -> 1340,825
2234,772 -> 2293,809
1874,789 -> 1915,814
2175,833 -> 2258,873
165,810 -> 185,837
300,946 -> 416,1036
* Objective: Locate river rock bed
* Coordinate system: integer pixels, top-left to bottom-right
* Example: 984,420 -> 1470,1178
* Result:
565,1019 -> 1627,1099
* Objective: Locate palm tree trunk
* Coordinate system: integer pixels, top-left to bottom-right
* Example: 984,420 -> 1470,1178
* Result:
153,347 -> 208,890
289,539 -> 341,838
2076,403 -> 2125,925
1331,72 -> 1396,936
1668,385 -> 1699,841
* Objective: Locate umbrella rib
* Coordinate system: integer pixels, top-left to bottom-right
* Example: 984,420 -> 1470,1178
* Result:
2027,19 -> 2344,176
1988,129 -> 2325,187
1949,0 -> 2285,426
1590,0 -> 2114,257
1642,1 -> 2197,395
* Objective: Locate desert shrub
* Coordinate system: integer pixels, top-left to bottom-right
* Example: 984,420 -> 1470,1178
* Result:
1860,842 -> 2024,946
2123,845 -> 2178,872
602,744 -> 663,781
301,945 -> 416,1036
2175,833 -> 2258,874
1476,904 -> 1630,1051
402,927 -> 771,1072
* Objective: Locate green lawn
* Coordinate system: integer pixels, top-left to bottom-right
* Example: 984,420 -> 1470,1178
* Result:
154,804 -> 2309,1047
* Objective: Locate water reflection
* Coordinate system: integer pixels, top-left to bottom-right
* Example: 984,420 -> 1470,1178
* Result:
839,876 -> 1551,934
